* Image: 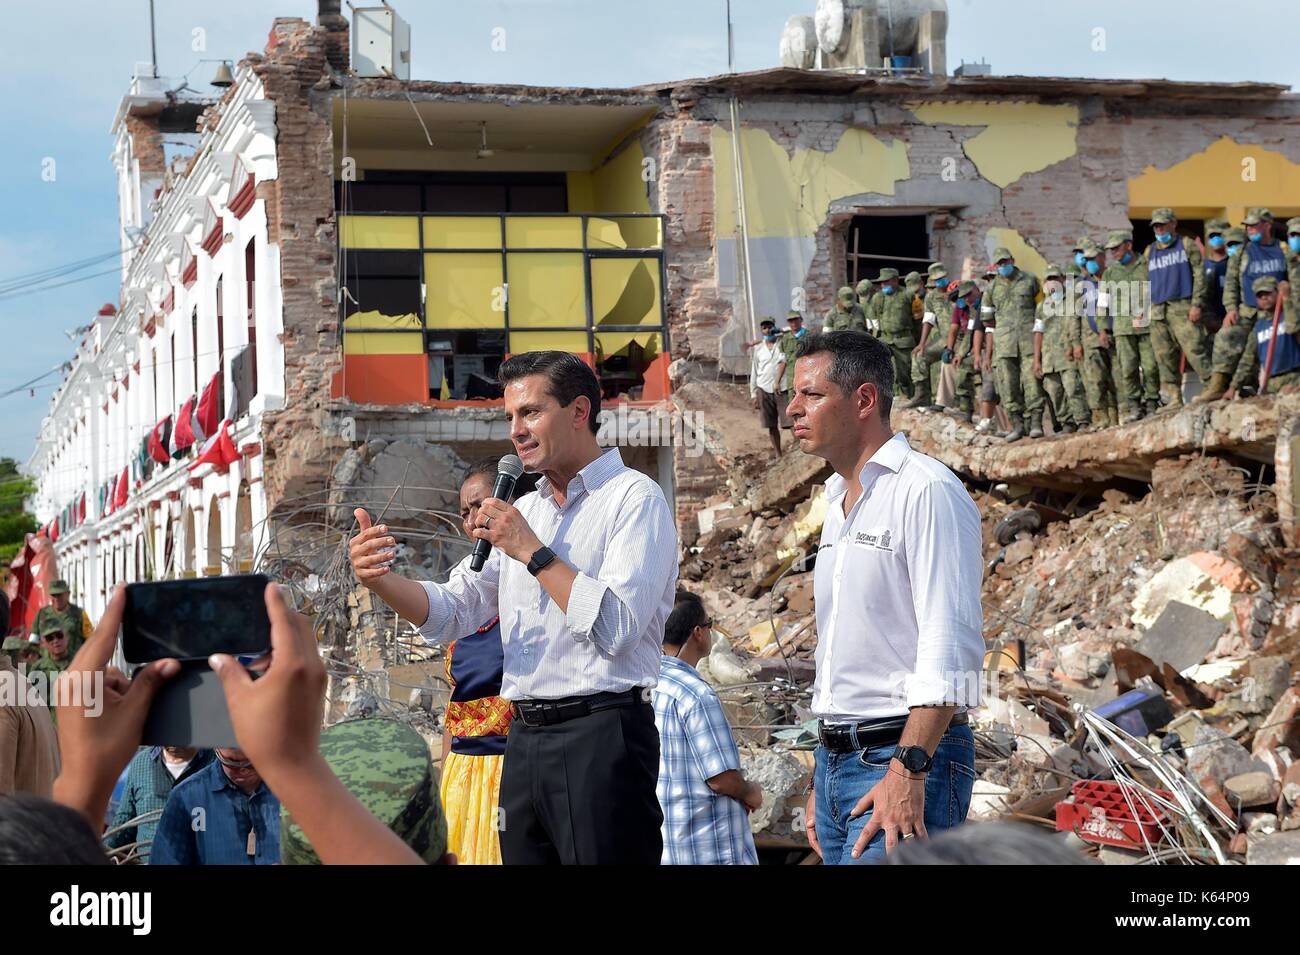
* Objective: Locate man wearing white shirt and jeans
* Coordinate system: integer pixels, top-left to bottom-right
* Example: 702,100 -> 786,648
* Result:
348,351 -> 677,864
787,331 -> 983,864
750,318 -> 786,457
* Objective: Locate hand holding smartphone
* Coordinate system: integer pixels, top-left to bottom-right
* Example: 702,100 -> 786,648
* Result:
124,574 -> 272,748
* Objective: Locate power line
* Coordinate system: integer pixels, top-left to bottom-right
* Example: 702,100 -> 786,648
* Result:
0,266 -> 123,305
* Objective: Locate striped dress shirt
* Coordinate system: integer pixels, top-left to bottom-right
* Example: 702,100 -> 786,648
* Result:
418,448 -> 678,701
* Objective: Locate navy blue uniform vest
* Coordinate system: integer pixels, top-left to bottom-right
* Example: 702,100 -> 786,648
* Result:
1147,241 -> 1193,304
1242,242 -> 1287,308
1204,257 -> 1228,319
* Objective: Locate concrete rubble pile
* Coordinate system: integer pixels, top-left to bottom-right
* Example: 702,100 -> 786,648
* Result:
684,411 -> 1300,862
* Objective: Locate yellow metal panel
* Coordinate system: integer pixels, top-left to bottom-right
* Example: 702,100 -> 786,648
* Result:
505,217 -> 583,249
509,330 -> 590,354
343,310 -> 421,331
339,215 -> 419,249
596,330 -> 662,364
587,217 -> 662,250
343,332 -> 424,355
421,216 -> 502,249
424,253 -> 505,329
592,257 -> 661,326
506,253 -> 586,327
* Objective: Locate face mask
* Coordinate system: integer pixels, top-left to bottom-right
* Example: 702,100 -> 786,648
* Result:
793,327 -> 806,338
1289,236 -> 1300,254
997,264 -> 1015,277
1074,251 -> 1087,267
1248,232 -> 1263,243
1120,251 -> 1134,264
1085,259 -> 1101,275
881,285 -> 895,296
1050,290 -> 1064,303
955,296 -> 967,308
1227,244 -> 1242,257
1154,231 -> 1172,244
763,333 -> 776,342
1208,235 -> 1225,249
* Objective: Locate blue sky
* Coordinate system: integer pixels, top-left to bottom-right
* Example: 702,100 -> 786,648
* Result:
2,0 -> 1296,463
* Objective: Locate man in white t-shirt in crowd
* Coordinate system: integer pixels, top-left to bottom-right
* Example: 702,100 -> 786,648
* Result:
750,318 -> 786,458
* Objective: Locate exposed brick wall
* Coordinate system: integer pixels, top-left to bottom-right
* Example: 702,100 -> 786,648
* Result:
124,115 -> 165,178
252,18 -> 348,515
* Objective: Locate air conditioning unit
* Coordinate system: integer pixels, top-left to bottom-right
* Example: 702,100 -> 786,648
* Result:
352,5 -> 411,79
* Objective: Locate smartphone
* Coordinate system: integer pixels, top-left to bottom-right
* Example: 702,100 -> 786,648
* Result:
123,574 -> 272,664
127,575 -> 272,749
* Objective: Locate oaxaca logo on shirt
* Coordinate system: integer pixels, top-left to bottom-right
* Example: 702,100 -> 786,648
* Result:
852,527 -> 894,552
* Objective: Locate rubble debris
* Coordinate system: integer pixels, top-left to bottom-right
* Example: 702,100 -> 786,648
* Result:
1132,601 -> 1226,672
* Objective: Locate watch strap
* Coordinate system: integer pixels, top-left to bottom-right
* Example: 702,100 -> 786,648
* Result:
527,546 -> 556,576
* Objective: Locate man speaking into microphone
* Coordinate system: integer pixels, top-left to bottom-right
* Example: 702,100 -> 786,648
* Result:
349,351 -> 677,864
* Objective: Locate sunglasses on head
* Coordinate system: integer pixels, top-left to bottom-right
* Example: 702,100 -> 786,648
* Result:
216,751 -> 254,770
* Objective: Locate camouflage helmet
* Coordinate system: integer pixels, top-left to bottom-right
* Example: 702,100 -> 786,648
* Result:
1150,207 -> 1176,225
1243,207 -> 1273,226
280,718 -> 448,865
1205,218 -> 1230,237
904,270 -> 923,289
1286,216 -> 1300,236
1043,262 -> 1065,280
836,286 -> 856,304
1080,238 -> 1103,258
1104,229 -> 1132,249
1072,235 -> 1091,252
855,278 -> 874,296
48,579 -> 70,596
955,279 -> 979,297
1252,275 -> 1280,295
39,619 -> 69,639
2,636 -> 29,652
1225,227 -> 1247,244
875,267 -> 900,282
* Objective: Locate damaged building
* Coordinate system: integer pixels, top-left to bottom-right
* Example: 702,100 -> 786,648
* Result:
22,1 -> 1300,862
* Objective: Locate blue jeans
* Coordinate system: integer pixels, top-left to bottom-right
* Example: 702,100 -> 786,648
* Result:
814,724 -> 976,865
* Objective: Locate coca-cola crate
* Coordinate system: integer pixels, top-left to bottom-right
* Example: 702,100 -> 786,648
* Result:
1055,779 -> 1173,849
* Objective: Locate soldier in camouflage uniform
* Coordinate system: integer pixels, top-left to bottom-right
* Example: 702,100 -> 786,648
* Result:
1199,209 -> 1290,402
1077,239 -> 1119,429
1032,264 -> 1088,434
905,262 -> 951,408
823,286 -> 866,332
280,718 -> 450,865
2,634 -> 33,668
1249,276 -> 1300,394
1100,230 -> 1159,422
941,279 -> 983,423
986,247 -> 1044,441
1197,218 -> 1232,341
1144,208 -> 1209,410
31,579 -> 90,658
778,310 -> 808,399
865,267 -> 917,398
855,278 -> 878,334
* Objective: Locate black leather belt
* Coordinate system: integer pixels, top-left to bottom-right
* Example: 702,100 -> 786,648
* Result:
511,688 -> 646,728
818,711 -> 968,753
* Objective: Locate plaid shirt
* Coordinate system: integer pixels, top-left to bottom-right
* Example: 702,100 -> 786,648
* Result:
652,655 -> 757,865
104,747 -> 213,859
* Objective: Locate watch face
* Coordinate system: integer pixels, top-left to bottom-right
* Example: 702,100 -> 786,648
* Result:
901,747 -> 929,772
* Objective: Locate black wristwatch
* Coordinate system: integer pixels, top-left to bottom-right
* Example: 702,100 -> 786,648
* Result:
891,745 -> 933,774
526,546 -> 557,577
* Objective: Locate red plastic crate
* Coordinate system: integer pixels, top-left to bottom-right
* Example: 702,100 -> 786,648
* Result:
1055,780 -> 1173,849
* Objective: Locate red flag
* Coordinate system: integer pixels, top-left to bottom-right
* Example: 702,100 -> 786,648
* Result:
173,397 -> 197,451
196,373 -> 221,440
114,467 -> 129,509
189,420 -> 240,473
148,415 -> 173,464
49,518 -> 59,543
79,493 -> 86,522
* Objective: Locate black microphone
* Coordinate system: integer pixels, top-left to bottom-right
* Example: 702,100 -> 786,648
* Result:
470,454 -> 524,572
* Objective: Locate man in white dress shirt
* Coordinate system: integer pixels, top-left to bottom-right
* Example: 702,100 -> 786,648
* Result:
750,317 -> 786,457
348,351 -> 677,864
786,330 -> 984,864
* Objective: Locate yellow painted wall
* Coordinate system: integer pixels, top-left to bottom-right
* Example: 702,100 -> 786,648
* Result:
567,140 -> 652,215
905,101 -> 1080,189
712,126 -> 910,238
1128,136 -> 1300,226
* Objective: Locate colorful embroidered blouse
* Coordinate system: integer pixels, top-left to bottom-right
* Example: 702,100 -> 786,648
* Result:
444,617 -> 511,756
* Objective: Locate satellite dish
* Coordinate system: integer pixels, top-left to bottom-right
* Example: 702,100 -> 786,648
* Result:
779,15 -> 817,69
814,0 -> 847,56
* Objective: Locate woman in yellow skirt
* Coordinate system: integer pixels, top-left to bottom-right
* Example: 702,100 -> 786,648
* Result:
438,458 -> 536,864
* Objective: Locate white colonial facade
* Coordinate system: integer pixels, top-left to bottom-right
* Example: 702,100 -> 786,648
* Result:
27,64 -> 286,621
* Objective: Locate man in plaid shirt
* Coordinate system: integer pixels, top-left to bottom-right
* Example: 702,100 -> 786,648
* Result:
104,746 -> 213,860
652,592 -> 760,865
